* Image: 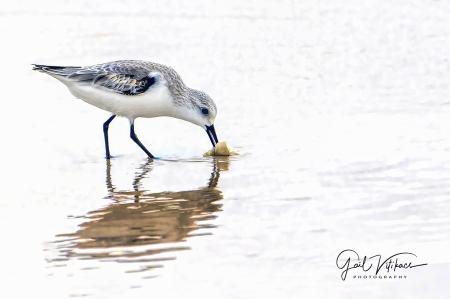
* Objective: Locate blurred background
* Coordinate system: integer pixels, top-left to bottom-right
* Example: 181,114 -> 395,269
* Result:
0,0 -> 449,298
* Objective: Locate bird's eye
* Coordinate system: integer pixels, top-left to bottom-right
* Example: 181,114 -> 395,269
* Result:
201,108 -> 209,115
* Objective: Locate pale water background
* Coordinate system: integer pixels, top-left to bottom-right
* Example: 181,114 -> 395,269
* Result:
0,0 -> 450,298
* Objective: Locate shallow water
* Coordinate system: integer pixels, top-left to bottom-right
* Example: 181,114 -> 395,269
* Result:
1,1 -> 450,298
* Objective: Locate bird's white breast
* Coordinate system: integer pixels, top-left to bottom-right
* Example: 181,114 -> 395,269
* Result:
63,80 -> 175,120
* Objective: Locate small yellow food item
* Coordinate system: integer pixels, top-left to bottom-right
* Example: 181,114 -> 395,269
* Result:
203,141 -> 237,156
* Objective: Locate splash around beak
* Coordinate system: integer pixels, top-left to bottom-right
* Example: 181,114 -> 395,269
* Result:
205,124 -> 219,147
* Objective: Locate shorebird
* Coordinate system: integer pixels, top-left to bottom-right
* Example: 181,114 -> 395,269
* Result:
32,60 -> 219,159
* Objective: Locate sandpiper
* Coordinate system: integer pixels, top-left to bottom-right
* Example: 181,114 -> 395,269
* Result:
33,60 -> 219,159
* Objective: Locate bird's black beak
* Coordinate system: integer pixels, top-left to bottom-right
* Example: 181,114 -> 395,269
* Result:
205,124 -> 219,147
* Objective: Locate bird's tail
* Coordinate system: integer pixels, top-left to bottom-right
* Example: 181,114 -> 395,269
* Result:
32,64 -> 82,77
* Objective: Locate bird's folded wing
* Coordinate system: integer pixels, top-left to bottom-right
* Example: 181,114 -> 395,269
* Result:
35,61 -> 157,96
68,67 -> 156,96
72,71 -> 156,96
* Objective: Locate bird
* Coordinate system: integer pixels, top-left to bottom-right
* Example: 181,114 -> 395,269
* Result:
32,60 -> 219,159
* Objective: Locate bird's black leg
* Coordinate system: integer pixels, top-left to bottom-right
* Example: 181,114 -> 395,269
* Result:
130,122 -> 154,158
103,115 -> 116,159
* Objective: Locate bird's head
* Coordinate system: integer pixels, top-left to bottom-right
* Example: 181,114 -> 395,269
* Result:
175,88 -> 219,147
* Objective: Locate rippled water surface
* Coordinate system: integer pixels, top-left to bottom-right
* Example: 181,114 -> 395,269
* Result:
1,1 -> 450,298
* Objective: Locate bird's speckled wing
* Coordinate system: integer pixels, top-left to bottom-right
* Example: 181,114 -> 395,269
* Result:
33,60 -> 176,96
71,60 -> 161,96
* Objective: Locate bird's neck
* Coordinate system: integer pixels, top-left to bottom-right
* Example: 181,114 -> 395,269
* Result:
169,105 -> 202,128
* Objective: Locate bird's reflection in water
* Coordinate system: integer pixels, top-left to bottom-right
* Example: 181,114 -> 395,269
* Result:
52,157 -> 229,272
